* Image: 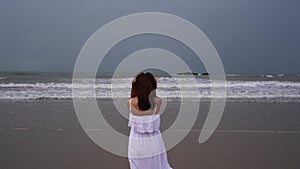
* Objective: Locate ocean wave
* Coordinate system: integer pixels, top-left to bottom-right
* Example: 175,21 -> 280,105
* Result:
1,77 -> 300,100
261,74 -> 273,78
1,80 -> 300,88
0,76 -> 8,80
1,95 -> 300,101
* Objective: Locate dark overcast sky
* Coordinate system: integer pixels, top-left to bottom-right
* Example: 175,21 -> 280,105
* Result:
0,0 -> 299,74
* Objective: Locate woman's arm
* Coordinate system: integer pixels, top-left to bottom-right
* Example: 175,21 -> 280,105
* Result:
154,97 -> 162,114
126,98 -> 130,112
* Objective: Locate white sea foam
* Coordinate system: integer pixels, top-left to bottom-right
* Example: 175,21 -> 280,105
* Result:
0,77 -> 300,100
0,76 -> 8,80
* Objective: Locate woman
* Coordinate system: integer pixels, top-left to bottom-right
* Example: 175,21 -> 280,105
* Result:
127,72 -> 173,169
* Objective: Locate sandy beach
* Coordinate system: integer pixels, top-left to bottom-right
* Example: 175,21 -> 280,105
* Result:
1,0 -> 300,168
0,99 -> 299,169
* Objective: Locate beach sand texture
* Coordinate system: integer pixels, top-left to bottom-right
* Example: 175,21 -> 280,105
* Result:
0,99 -> 299,169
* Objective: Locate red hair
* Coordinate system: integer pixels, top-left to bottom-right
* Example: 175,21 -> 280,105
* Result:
130,72 -> 156,110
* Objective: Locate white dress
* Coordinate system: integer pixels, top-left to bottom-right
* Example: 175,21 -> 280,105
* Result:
128,99 -> 173,169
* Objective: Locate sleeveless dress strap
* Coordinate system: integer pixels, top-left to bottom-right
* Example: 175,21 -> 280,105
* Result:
129,99 -> 132,112
153,101 -> 157,115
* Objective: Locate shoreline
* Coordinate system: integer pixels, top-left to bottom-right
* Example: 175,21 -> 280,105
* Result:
1,97 -> 300,102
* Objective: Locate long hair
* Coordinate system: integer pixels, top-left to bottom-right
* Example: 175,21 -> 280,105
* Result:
130,80 -> 137,98
130,72 -> 156,110
131,72 -> 157,97
145,72 -> 157,98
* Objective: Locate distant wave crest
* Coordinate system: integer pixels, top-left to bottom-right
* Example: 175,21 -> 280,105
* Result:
0,77 -> 300,100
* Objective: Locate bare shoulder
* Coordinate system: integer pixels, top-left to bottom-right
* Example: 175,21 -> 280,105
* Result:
154,97 -> 162,104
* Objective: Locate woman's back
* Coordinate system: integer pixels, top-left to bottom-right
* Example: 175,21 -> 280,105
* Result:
128,97 -> 161,116
127,72 -> 172,169
128,98 -> 161,134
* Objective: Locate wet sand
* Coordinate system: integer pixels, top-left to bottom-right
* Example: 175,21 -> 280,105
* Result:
0,99 -> 299,168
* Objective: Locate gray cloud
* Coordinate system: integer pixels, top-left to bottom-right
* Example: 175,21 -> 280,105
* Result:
0,0 -> 299,74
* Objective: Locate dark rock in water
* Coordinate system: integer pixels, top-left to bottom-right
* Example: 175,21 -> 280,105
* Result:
177,72 -> 199,75
200,73 -> 209,75
177,72 -> 210,76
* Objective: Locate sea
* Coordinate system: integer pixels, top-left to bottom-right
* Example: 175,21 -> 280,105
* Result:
0,72 -> 300,101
